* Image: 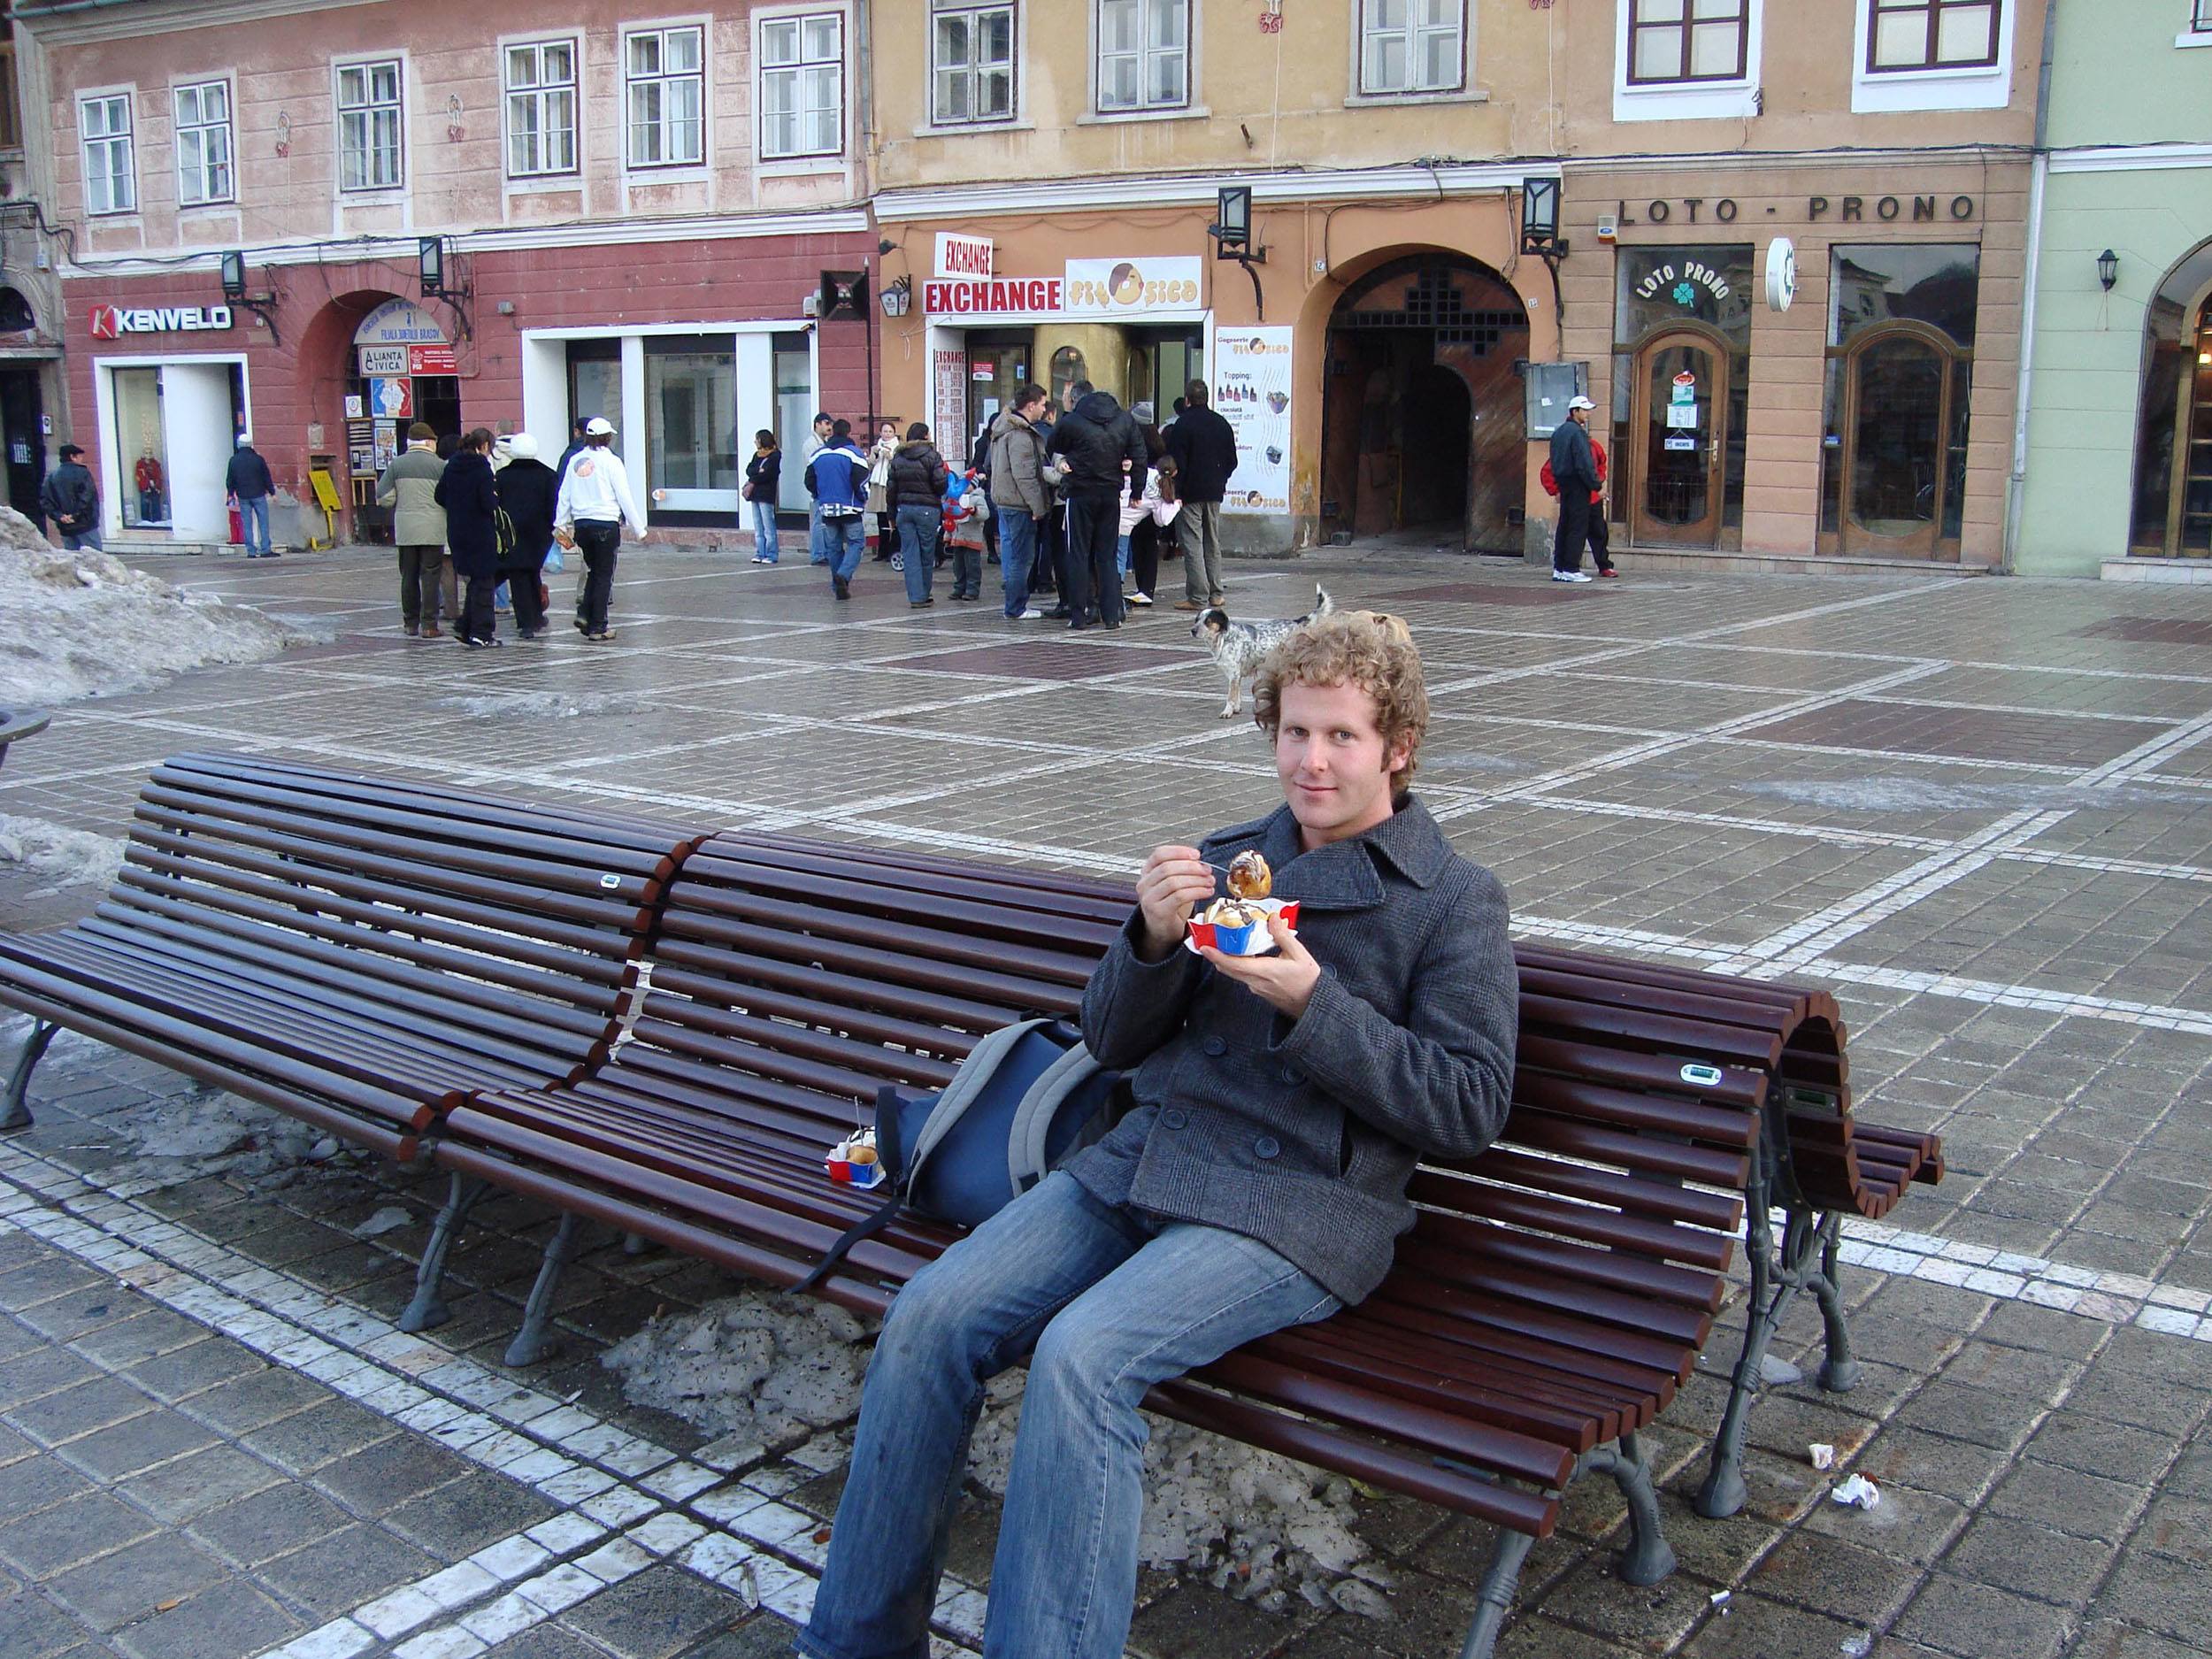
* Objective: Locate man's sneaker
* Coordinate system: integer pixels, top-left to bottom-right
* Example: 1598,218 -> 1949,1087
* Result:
751,554 -> 776,565
1551,569 -> 1594,583
1129,591 -> 1154,606
1597,568 -> 1620,579
586,629 -> 616,643
1015,608 -> 1043,619
403,622 -> 419,638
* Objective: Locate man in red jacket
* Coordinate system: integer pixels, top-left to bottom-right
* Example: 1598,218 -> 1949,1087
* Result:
1540,434 -> 1617,579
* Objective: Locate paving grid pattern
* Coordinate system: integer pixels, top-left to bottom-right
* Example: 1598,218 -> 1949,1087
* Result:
0,545 -> 2206,1658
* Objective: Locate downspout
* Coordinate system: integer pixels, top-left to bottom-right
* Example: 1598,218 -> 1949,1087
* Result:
856,0 -> 879,426
2003,0 -> 2058,575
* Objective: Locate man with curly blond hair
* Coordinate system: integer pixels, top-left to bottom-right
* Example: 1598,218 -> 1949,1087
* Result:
803,611 -> 1517,1659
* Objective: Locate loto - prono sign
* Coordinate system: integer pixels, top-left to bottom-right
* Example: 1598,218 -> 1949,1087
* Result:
88,303 -> 233,340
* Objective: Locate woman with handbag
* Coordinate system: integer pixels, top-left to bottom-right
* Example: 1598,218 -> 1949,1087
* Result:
865,419 -> 899,565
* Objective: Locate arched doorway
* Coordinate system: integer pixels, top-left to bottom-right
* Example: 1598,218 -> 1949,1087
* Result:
2130,242 -> 2212,559
1320,253 -> 1528,553
1626,323 -> 1732,547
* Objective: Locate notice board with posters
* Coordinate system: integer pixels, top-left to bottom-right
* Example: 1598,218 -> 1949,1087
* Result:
1210,326 -> 1293,515
933,348 -> 969,466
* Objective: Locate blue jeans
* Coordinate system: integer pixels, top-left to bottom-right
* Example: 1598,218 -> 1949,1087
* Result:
824,515 -> 867,583
799,1170 -> 1338,1659
996,508 -> 1038,617
896,503 -> 938,602
810,500 -> 829,563
752,498 -> 780,562
238,495 -> 270,555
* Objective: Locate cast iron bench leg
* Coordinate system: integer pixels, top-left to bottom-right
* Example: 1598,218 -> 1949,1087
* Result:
1702,1185 -> 1839,1517
1455,1528 -> 1538,1659
400,1173 -> 491,1333
1812,1213 -> 1863,1393
1587,1431 -> 1678,1584
506,1211 -> 583,1368
0,1020 -> 58,1133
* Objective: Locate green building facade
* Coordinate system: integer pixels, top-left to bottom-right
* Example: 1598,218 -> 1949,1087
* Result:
2018,4 -> 2212,575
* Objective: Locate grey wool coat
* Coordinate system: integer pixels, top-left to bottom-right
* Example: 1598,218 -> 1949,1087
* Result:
1068,796 -> 1518,1305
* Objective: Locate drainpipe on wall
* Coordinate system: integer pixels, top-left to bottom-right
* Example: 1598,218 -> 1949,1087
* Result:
2003,0 -> 2059,575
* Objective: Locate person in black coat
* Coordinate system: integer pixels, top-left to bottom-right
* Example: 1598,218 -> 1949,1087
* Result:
886,424 -> 949,606
495,433 -> 560,640
1164,380 -> 1238,609
434,428 -> 503,648
1046,383 -> 1147,631
744,429 -> 782,564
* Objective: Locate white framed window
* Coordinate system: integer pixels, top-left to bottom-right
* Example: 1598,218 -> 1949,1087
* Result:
80,92 -> 134,215
1626,0 -> 1749,83
626,25 -> 704,167
335,58 -> 403,191
1358,0 -> 1463,96
932,2 -> 1015,125
1850,0 -> 2011,111
1096,0 -> 1188,112
1866,0 -> 2001,73
758,12 -> 844,159
2193,0 -> 2212,29
505,38 -> 579,176
173,80 -> 234,206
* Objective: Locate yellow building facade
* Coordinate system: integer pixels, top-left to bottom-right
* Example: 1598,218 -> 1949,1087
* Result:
868,0 -> 1562,555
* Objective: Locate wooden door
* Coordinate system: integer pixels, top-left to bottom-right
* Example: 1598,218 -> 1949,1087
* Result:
1838,326 -> 1955,557
1631,333 -> 1727,548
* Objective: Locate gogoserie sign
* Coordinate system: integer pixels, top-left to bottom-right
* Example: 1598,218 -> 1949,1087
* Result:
88,303 -> 233,339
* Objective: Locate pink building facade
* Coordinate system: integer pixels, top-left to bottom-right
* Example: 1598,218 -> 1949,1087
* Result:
19,0 -> 878,544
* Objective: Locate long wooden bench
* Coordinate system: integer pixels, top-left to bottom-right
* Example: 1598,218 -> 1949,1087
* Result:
423,831 -> 1858,1656
0,754 -> 695,1232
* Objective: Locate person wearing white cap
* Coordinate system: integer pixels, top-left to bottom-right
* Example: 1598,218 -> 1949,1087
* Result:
1548,396 -> 1601,584
554,416 -> 646,641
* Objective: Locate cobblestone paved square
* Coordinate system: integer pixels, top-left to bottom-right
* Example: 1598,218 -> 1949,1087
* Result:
0,546 -> 2206,1658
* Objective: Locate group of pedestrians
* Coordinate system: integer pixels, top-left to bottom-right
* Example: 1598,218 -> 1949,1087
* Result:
376,413 -> 645,646
33,434 -> 280,557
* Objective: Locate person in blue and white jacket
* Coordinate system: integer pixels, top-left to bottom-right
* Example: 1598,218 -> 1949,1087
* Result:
805,419 -> 872,602
552,416 -> 645,642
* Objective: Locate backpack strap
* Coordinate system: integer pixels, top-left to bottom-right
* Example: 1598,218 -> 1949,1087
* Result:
785,1020 -> 1050,1300
1007,1041 -> 1104,1195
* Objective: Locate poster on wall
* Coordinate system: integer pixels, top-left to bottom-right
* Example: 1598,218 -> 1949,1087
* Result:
933,348 -> 969,466
1212,326 -> 1293,515
368,378 -> 413,420
373,419 -> 398,472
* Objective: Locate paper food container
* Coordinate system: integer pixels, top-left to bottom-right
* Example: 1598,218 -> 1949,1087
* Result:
1187,898 -> 1300,957
826,1132 -> 888,1188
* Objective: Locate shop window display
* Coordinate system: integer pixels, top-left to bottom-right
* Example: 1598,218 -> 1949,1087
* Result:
113,367 -> 168,528
646,341 -> 739,495
1610,246 -> 1751,547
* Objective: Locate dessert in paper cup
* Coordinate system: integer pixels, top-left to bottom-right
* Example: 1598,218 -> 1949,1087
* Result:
1187,896 -> 1300,956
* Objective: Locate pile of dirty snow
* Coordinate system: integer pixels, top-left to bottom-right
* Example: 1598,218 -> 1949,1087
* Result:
603,1294 -> 1391,1617
0,506 -> 312,705
0,815 -> 125,889
58,1072 -> 346,1192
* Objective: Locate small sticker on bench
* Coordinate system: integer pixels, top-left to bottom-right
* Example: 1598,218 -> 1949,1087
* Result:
600,873 -> 621,890
1679,1063 -> 1724,1087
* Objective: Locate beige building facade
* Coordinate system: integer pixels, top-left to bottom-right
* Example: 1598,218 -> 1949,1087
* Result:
1548,0 -> 2047,567
869,1 -> 1565,556
869,0 -> 2049,567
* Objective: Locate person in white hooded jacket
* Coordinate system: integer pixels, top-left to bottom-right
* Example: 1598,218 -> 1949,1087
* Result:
554,416 -> 646,641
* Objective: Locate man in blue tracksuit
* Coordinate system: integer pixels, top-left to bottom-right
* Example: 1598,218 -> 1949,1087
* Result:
805,419 -> 872,600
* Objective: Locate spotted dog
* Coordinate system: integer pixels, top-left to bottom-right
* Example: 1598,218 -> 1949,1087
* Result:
1189,586 -> 1334,718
